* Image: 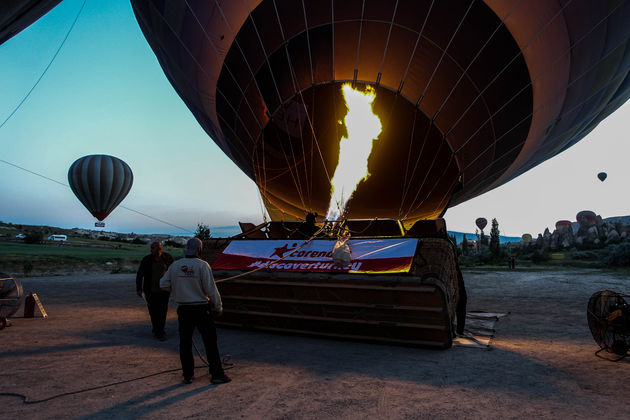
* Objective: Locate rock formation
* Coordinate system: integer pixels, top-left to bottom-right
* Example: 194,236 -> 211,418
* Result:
529,211 -> 627,249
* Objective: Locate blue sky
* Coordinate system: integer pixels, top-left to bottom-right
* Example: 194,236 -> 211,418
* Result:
1,0 -> 629,237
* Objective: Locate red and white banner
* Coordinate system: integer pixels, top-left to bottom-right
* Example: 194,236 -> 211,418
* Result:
212,238 -> 419,274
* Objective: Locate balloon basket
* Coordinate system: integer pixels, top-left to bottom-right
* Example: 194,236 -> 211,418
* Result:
201,219 -> 460,349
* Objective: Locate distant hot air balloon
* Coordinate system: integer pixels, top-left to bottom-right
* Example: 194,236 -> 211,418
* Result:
131,1 -> 630,225
68,155 -> 133,221
555,220 -> 572,229
597,172 -> 607,182
576,210 -> 597,227
521,233 -> 532,243
475,218 -> 488,231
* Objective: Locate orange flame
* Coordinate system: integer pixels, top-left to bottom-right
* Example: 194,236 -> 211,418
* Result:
326,84 -> 382,220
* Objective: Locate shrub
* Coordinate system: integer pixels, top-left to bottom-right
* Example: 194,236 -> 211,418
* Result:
603,243 -> 630,266
570,250 -> 602,261
131,238 -> 146,244
531,250 -> 550,263
164,239 -> 184,248
24,231 -> 43,244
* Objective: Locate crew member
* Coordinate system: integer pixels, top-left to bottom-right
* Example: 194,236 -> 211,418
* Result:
160,237 -> 231,385
297,212 -> 319,238
136,241 -> 174,341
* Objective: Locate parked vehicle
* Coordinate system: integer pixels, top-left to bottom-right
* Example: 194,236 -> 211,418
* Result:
47,234 -> 67,241
15,234 -> 26,239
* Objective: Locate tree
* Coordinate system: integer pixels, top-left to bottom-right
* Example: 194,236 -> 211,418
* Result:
24,231 -> 43,244
462,234 -> 469,255
490,218 -> 500,256
195,223 -> 211,240
475,229 -> 480,251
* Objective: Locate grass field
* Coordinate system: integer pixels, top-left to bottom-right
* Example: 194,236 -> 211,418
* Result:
1,239 -> 625,277
0,241 -> 185,276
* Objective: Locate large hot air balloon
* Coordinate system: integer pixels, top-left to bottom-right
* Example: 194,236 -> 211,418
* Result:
475,217 -> 487,231
67,155 -> 133,221
576,210 -> 597,227
521,233 -> 532,243
0,1 -> 62,45
597,172 -> 607,182
131,1 -> 630,225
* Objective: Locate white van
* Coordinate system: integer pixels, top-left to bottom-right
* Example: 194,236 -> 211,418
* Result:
47,234 -> 67,241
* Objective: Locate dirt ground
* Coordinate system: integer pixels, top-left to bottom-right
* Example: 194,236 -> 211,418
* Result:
1,269 -> 629,419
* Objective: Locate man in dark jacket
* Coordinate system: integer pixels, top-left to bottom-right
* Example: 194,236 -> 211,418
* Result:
136,241 -> 174,340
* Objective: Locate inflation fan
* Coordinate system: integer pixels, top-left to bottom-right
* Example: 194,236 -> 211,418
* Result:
0,273 -> 23,330
587,290 -> 630,361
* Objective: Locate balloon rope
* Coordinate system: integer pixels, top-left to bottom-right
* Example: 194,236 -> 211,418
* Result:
446,0 -> 577,141
0,0 -> 88,131
244,1 -> 310,211
417,0 -> 476,110
437,0 -> 525,129
397,0 -> 546,218
401,0 -> 623,220
0,159 -> 68,188
178,0 -> 269,221
398,0 -> 522,218
396,0 -> 468,215
0,159 -> 194,234
452,0 -> 624,156
214,225 -> 327,284
399,0 -> 436,90
137,0 -> 260,160
407,25 -> 630,220
200,0 -> 308,210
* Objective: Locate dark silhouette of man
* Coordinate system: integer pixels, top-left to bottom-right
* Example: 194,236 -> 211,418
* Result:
136,241 -> 174,341
298,213 -> 319,238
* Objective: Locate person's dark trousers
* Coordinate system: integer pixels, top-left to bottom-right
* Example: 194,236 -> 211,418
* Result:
146,290 -> 170,337
177,304 -> 225,379
455,267 -> 468,335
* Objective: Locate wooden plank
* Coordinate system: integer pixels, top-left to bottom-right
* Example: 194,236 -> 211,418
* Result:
221,309 -> 448,331
216,322 -> 448,348
222,295 -> 444,313
217,278 -> 437,293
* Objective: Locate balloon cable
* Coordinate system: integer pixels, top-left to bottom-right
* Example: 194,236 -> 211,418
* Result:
0,0 -> 88,132
0,158 -> 194,234
0,351 -> 234,404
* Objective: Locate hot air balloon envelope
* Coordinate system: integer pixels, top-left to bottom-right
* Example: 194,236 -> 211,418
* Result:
521,233 -> 532,243
0,0 -> 62,45
576,210 -> 597,227
131,1 -> 630,224
475,218 -> 488,231
597,172 -> 607,182
68,155 -> 133,221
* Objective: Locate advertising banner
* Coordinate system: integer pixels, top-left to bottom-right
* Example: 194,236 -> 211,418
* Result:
212,238 -> 419,274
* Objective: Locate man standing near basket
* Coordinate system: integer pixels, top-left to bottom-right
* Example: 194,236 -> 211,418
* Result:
160,237 -> 231,385
136,241 -> 174,341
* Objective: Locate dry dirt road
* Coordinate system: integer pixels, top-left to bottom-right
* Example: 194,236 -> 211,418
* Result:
1,269 -> 629,419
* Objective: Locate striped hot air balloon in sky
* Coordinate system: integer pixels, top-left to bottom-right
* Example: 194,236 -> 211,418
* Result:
67,155 -> 133,221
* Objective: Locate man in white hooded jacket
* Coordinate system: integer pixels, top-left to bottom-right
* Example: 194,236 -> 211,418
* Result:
161,237 -> 230,384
